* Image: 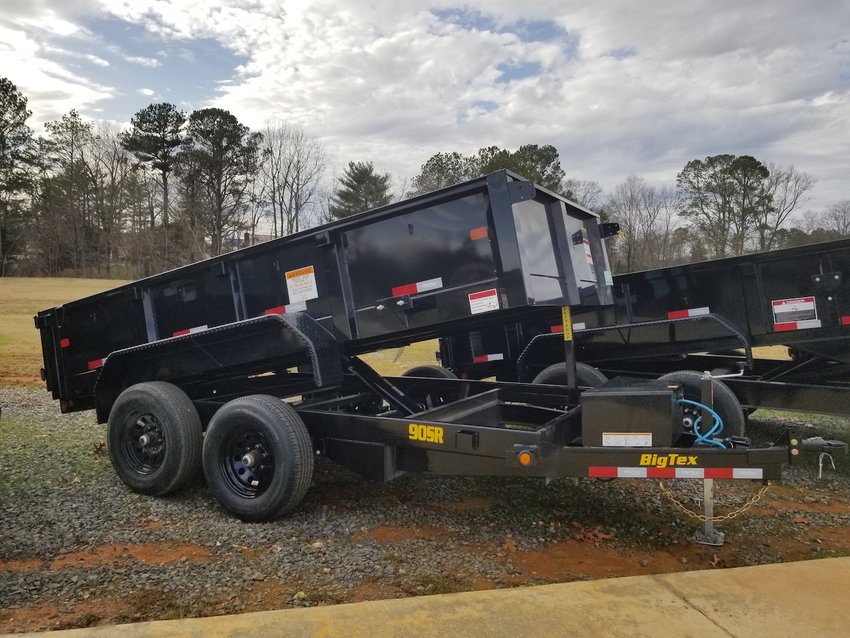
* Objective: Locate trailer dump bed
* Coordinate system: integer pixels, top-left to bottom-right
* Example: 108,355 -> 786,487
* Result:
36,171 -> 612,413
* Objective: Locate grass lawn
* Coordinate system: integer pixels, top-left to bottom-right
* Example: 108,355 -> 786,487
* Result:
0,277 -> 129,385
0,276 -> 440,386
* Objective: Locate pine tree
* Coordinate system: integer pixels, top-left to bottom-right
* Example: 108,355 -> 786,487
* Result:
329,161 -> 392,218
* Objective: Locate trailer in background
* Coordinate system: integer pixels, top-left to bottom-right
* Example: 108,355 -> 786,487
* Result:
35,171 -> 840,522
439,238 -> 850,429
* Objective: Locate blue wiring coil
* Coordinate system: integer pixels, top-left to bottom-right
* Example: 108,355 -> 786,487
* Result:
677,398 -> 726,448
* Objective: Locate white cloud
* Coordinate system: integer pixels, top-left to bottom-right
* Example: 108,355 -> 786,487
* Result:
125,55 -> 162,67
0,22 -> 113,125
5,0 -> 850,211
84,53 -> 110,67
137,88 -> 155,96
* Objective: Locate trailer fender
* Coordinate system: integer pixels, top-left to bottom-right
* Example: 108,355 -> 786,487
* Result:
93,313 -> 343,423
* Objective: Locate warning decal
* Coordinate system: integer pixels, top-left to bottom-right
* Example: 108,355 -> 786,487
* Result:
772,296 -> 816,324
469,289 -> 499,315
285,265 -> 319,303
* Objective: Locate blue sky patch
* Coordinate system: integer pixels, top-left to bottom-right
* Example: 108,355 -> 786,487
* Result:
605,47 -> 637,60
472,100 -> 498,112
46,16 -> 247,122
497,61 -> 542,83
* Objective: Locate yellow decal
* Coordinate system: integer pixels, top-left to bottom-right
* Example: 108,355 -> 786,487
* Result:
639,453 -> 698,468
285,265 -> 314,280
408,423 -> 444,444
561,306 -> 573,342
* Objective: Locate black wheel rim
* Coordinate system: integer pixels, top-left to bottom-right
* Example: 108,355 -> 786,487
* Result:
120,412 -> 166,475
219,428 -> 275,498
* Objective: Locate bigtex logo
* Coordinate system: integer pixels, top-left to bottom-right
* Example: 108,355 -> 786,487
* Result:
639,453 -> 698,468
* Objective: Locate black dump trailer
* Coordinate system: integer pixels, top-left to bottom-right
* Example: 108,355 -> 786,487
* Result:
440,238 -> 850,427
35,171 -> 832,521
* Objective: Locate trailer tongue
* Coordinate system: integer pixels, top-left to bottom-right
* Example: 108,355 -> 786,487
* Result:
34,170 -> 838,522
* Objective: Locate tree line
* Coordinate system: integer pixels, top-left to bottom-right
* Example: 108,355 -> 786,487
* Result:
1,76 -> 847,278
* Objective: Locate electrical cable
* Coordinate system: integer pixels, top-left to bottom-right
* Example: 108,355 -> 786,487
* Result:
677,398 -> 726,448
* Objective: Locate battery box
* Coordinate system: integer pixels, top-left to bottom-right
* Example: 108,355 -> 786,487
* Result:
580,377 -> 682,447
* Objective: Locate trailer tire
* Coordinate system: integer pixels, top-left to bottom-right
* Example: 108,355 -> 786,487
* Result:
107,382 -> 202,496
657,370 -> 745,438
402,365 -> 458,379
203,395 -> 313,522
532,362 -> 608,388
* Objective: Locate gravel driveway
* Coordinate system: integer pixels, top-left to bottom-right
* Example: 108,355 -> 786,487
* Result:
2,386 -> 849,633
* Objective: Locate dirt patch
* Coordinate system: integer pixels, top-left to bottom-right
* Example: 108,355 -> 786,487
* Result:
349,581 -> 405,603
496,535 -> 687,581
0,598 -> 131,634
0,543 -> 211,572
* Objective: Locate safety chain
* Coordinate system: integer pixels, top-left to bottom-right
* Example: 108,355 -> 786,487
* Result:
658,481 -> 771,522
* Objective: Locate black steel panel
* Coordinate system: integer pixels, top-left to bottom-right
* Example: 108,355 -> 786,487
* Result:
37,170 -> 614,409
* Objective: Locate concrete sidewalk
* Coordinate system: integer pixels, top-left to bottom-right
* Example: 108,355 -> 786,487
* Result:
9,557 -> 848,637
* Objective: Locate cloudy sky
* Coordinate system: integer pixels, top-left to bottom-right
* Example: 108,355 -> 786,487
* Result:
1,0 -> 848,212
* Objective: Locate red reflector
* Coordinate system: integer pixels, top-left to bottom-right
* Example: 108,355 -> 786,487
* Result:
773,322 -> 797,332
646,467 -> 676,478
550,325 -> 563,333
172,328 -> 191,337
469,226 -> 489,241
264,306 -> 286,315
667,309 -> 690,319
841,316 -> 850,326
391,283 -> 418,297
87,359 -> 104,371
59,338 -> 71,348
588,466 -> 618,478
473,355 -> 488,363
704,468 -> 734,479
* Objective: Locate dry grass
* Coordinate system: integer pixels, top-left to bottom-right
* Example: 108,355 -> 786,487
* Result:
360,341 -> 440,376
0,277 -> 438,385
0,277 -> 128,385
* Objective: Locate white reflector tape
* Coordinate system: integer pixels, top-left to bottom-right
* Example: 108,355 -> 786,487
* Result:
473,353 -> 504,363
675,467 -> 705,479
173,324 -> 208,337
574,322 -> 586,331
618,467 -> 648,478
263,301 -> 308,315
774,318 -> 822,332
668,306 -> 710,319
392,277 -> 443,297
732,468 -> 763,479
590,466 -> 764,479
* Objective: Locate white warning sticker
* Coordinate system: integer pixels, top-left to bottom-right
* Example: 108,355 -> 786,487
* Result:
468,289 -> 500,315
772,296 -> 816,324
602,433 -> 653,447
285,265 -> 319,303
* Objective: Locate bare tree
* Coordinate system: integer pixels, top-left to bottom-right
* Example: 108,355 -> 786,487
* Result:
753,164 -> 816,251
260,121 -> 326,237
606,175 -> 680,272
821,200 -> 850,237
84,124 -> 133,275
563,178 -> 604,209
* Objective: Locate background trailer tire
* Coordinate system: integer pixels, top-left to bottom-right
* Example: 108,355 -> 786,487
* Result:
106,381 -> 202,496
531,362 -> 609,388
402,365 -> 458,408
657,370 -> 746,438
202,395 -> 314,522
